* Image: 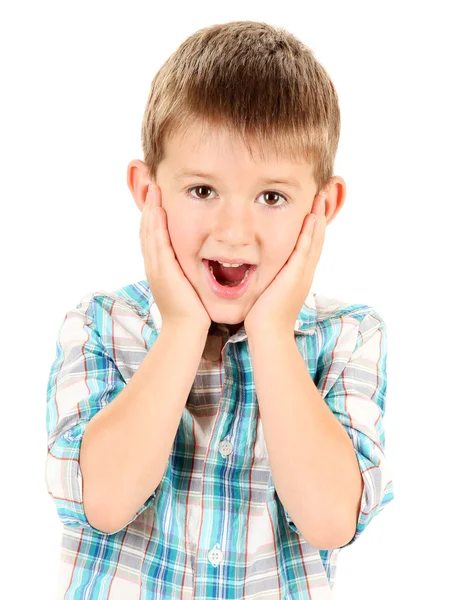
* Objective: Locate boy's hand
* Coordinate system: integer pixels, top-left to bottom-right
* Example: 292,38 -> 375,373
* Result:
140,184 -> 211,332
244,192 -> 327,336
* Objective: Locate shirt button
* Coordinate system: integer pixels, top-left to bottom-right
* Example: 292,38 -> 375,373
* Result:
218,440 -> 233,457
208,543 -> 224,567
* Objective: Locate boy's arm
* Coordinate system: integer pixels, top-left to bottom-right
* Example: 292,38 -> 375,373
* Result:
80,321 -> 208,534
248,309 -> 394,550
45,294 -> 209,535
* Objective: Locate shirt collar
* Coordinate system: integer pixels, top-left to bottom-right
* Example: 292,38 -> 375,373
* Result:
147,286 -> 317,340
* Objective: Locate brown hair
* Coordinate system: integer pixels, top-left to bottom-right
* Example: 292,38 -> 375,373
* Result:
141,20 -> 340,195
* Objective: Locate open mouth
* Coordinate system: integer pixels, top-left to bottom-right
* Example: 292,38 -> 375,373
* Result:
204,259 -> 253,287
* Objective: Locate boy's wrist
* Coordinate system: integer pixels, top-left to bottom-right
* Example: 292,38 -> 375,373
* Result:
160,319 -> 210,339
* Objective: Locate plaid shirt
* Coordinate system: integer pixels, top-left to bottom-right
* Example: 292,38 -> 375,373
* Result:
45,278 -> 394,599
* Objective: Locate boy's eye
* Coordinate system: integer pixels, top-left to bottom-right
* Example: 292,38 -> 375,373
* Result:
185,185 -> 289,210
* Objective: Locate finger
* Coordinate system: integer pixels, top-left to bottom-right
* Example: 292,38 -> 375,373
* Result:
301,192 -> 325,243
140,185 -> 161,253
311,192 -> 326,218
299,200 -> 325,255
144,184 -> 162,231
149,192 -> 173,259
148,183 -> 161,208
145,185 -> 177,267
310,199 -> 327,255
306,213 -> 317,234
307,193 -> 326,240
291,214 -> 315,265
147,185 -> 167,235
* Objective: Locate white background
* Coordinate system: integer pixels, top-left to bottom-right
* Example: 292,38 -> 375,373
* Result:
1,1 -> 459,598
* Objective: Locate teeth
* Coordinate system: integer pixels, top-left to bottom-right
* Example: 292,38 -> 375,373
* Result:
217,261 -> 244,267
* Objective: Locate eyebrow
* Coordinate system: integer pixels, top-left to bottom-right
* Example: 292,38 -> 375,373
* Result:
173,169 -> 302,190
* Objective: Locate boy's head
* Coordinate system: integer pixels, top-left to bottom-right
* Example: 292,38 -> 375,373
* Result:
128,21 -> 345,333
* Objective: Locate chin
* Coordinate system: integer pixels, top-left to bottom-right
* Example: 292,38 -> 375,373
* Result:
211,316 -> 245,326
212,319 -> 244,327
208,307 -> 247,327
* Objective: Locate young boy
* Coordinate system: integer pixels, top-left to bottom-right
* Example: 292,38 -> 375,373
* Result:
45,20 -> 394,599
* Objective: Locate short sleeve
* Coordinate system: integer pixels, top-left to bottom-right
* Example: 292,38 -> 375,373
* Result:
45,294 -> 157,535
284,310 -> 394,547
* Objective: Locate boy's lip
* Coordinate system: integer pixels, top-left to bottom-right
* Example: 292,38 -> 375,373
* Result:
203,256 -> 257,265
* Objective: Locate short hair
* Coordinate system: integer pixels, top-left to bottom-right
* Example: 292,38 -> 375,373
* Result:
141,20 -> 340,195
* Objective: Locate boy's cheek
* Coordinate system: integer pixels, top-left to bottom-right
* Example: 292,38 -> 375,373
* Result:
166,215 -> 197,256
167,208 -> 203,245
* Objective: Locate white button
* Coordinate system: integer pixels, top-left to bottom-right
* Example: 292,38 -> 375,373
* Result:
208,543 -> 224,566
218,440 -> 233,457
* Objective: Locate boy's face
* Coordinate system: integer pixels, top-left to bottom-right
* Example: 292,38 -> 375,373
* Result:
131,121 -> 343,334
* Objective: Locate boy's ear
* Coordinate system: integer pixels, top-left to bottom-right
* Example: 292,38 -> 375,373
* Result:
323,176 -> 346,226
126,159 -> 155,212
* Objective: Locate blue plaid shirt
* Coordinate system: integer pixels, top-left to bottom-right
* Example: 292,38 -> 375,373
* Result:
45,278 -> 394,599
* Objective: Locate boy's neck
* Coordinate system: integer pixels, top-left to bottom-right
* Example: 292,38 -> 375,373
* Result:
209,321 -> 243,337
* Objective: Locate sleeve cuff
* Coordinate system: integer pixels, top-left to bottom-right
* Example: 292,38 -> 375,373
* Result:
338,451 -> 394,548
46,422 -> 157,536
281,450 -> 394,547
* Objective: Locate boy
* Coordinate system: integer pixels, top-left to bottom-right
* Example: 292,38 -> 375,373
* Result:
45,20 -> 394,599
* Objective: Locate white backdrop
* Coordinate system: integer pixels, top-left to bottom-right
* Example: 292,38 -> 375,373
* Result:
1,1 -> 459,598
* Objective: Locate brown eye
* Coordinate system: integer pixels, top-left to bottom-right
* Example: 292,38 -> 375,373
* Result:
193,186 -> 213,199
256,191 -> 288,209
186,185 -> 289,210
263,192 -> 281,206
